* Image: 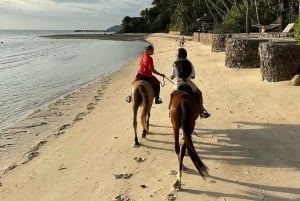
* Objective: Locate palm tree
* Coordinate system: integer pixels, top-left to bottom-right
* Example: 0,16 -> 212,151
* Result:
204,0 -> 234,23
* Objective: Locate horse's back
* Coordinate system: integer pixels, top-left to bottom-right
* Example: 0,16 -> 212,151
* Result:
132,80 -> 153,93
170,92 -> 200,122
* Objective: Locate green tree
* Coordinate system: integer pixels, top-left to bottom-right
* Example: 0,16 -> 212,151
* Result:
223,0 -> 281,33
295,16 -> 300,41
120,0 -> 297,34
222,3 -> 247,32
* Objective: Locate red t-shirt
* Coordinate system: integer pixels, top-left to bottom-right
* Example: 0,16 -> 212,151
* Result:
138,52 -> 153,77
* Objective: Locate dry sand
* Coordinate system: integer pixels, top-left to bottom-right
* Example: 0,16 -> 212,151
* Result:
0,33 -> 299,201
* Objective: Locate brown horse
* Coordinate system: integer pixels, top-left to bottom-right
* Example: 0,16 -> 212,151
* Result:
131,80 -> 154,146
169,90 -> 209,190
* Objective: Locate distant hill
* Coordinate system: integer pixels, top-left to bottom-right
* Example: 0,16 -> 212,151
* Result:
106,25 -> 122,33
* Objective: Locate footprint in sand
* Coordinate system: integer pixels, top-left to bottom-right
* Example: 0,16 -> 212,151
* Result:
94,95 -> 102,101
168,170 -> 177,175
133,156 -> 145,162
113,173 -> 133,179
166,193 -> 176,201
73,112 -> 86,122
86,103 -> 95,111
112,194 -> 130,201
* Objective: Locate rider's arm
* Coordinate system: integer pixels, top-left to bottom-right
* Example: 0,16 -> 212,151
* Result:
190,63 -> 195,79
170,64 -> 177,80
153,68 -> 165,77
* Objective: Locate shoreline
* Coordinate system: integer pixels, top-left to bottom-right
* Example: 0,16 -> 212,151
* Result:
0,59 -> 138,177
0,34 -> 149,176
0,74 -> 111,175
41,33 -> 149,41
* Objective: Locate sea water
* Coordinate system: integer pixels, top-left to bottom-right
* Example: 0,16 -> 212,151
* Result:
0,30 -> 147,130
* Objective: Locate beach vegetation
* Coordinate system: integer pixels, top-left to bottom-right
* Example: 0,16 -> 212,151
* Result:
295,16 -> 300,41
121,0 -> 299,34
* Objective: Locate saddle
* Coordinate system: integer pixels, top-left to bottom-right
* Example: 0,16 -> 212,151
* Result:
135,74 -> 155,89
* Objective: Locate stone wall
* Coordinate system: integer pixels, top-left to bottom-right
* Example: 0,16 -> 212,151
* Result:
225,38 -> 268,68
195,33 -> 213,46
212,34 -> 232,52
193,32 -> 200,42
259,42 -> 300,82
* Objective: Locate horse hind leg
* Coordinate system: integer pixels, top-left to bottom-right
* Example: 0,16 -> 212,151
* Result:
146,111 -> 150,130
142,129 -> 147,138
142,111 -> 150,138
141,113 -> 148,138
174,143 -> 186,191
133,108 -> 140,146
172,126 -> 183,191
133,120 -> 139,146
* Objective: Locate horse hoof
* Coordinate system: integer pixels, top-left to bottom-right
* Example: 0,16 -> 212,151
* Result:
133,142 -> 140,147
142,134 -> 146,138
173,180 -> 181,191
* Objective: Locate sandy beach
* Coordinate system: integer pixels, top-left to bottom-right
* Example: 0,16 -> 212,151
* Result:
0,33 -> 299,201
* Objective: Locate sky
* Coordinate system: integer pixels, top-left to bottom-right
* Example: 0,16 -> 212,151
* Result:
0,0 -> 153,30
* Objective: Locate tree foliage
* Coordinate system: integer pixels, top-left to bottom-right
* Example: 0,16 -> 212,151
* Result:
295,16 -> 300,41
223,1 -> 281,33
120,0 -> 299,34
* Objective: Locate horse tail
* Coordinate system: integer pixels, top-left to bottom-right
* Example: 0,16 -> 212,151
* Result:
181,100 -> 209,179
138,85 -> 150,132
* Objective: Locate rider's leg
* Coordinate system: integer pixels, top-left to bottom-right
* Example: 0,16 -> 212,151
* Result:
195,88 -> 210,118
154,85 -> 162,104
151,76 -> 162,104
126,76 -> 139,103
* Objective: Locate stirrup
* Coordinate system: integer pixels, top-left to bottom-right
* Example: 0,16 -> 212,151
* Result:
200,110 -> 210,118
125,96 -> 131,103
155,98 -> 162,104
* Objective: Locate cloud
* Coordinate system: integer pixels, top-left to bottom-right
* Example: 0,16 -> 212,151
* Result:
0,0 -> 152,30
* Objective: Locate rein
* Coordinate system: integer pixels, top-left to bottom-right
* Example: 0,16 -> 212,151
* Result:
160,75 -> 174,87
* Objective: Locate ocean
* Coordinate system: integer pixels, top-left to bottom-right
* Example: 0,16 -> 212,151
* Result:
0,29 -> 147,130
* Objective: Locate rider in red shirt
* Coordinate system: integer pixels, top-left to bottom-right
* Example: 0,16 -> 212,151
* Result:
126,45 -> 165,104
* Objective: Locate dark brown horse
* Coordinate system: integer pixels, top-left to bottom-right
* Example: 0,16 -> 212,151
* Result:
169,90 -> 209,190
131,80 -> 154,146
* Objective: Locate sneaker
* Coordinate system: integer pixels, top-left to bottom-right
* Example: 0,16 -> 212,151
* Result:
125,96 -> 131,103
155,98 -> 162,104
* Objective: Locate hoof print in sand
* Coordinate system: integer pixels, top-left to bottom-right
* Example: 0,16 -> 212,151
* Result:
166,193 -> 176,201
112,194 -> 130,201
168,170 -> 177,175
113,173 -> 133,179
133,156 -> 145,162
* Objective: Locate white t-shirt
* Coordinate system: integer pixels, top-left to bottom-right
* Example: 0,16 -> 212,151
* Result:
171,60 -> 197,91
